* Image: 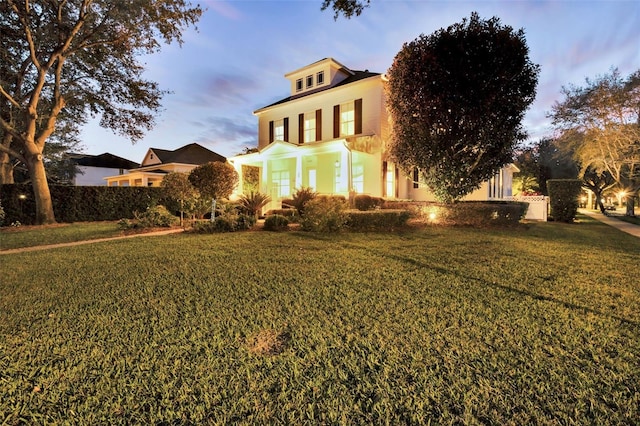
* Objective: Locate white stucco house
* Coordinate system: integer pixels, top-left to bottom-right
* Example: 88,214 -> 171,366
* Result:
228,58 -> 516,212
67,152 -> 139,186
104,143 -> 225,187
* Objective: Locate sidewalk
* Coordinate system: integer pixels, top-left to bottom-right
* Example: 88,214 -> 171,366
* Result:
0,227 -> 184,255
578,208 -> 640,238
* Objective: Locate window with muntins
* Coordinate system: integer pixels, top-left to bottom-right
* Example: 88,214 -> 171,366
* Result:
353,164 -> 364,193
272,170 -> 290,198
317,71 -> 324,85
306,75 -> 313,88
340,101 -> 355,136
274,119 -> 284,141
296,79 -> 303,92
304,112 -> 316,143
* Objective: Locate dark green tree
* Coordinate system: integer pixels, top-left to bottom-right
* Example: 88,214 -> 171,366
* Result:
321,0 -> 369,19
386,12 -> 539,203
188,162 -> 239,222
0,0 -> 202,224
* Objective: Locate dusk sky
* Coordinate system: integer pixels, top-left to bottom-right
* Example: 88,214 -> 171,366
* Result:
79,0 -> 640,163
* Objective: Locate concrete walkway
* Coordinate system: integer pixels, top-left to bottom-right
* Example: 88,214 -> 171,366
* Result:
578,208 -> 640,238
0,227 -> 184,255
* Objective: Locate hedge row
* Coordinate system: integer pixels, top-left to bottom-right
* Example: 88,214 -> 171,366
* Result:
382,200 -> 528,227
0,184 -> 170,225
346,210 -> 411,231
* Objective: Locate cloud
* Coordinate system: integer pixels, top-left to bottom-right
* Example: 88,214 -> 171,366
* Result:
179,72 -> 262,108
192,115 -> 257,157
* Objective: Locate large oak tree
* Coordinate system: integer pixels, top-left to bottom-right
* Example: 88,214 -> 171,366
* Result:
550,68 -> 640,216
0,0 -> 202,224
386,12 -> 539,203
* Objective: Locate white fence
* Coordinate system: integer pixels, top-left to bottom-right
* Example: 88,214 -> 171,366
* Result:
503,195 -> 549,221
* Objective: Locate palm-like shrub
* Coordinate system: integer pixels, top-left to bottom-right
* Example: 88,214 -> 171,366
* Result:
239,191 -> 271,220
284,187 -> 317,216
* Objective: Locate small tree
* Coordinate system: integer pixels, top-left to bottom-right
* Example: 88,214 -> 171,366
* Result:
188,162 -> 239,222
161,172 -> 196,226
386,12 -> 539,203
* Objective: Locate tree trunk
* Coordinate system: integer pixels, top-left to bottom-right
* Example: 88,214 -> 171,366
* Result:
626,196 -> 636,217
26,153 -> 56,224
0,151 -> 14,184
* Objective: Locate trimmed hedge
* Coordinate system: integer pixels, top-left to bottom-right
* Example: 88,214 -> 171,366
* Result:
263,214 -> 289,231
547,179 -> 582,223
0,184 -> 169,225
382,200 -> 528,227
346,210 -> 411,231
354,194 -> 384,211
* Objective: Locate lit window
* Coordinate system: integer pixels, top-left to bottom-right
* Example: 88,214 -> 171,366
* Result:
296,79 -> 303,92
340,101 -> 355,136
304,112 -> 316,143
317,71 -> 324,85
306,75 -> 313,88
272,170 -> 290,198
353,164 -> 364,193
274,119 -> 284,141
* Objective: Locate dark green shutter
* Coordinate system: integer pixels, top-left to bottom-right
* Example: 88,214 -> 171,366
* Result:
333,105 -> 340,138
269,121 -> 274,143
355,98 -> 362,134
298,113 -> 304,143
284,117 -> 289,142
316,109 -> 322,141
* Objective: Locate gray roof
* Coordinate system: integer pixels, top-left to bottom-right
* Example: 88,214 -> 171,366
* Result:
148,143 -> 226,165
68,153 -> 139,169
256,70 -> 381,112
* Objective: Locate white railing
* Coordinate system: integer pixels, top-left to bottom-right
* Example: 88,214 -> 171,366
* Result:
503,195 -> 548,221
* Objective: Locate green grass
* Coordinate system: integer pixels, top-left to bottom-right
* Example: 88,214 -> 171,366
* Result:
0,222 -> 124,250
1,217 -> 639,424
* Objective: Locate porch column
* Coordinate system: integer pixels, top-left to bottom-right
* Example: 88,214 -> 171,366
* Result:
295,153 -> 302,189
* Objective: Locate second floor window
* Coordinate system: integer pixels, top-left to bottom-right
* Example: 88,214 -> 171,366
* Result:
333,99 -> 362,138
274,119 -> 284,141
304,112 -> 316,143
340,101 -> 355,136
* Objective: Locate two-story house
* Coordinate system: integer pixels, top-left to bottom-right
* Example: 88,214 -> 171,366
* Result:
228,58 -> 516,210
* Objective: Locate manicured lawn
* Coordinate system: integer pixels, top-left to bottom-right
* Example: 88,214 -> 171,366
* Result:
1,217 -> 639,424
0,222 -> 124,250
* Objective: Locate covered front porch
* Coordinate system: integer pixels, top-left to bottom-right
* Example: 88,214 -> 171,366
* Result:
228,140 -> 379,212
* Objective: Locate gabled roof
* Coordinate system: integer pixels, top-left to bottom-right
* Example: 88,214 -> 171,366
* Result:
255,70 -> 381,113
67,152 -> 139,169
147,143 -> 226,165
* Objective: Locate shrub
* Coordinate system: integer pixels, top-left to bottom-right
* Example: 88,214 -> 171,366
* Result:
190,202 -> 256,233
347,210 -> 411,231
284,187 -> 317,215
238,191 -> 271,220
547,179 -> 582,223
263,214 -> 289,231
354,194 -> 384,211
133,205 -> 179,228
300,196 -> 348,232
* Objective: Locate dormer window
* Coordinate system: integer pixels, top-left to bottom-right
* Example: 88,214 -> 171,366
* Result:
306,75 -> 313,88
317,71 -> 324,85
296,78 -> 303,92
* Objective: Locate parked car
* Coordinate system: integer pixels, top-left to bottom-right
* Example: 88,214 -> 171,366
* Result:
603,203 -> 617,211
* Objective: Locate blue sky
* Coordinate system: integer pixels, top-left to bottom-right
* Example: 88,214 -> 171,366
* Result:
79,0 -> 640,163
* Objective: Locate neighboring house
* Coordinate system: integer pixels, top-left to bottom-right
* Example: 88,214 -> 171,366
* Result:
67,152 -> 139,186
228,58 -> 516,212
104,143 -> 225,187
